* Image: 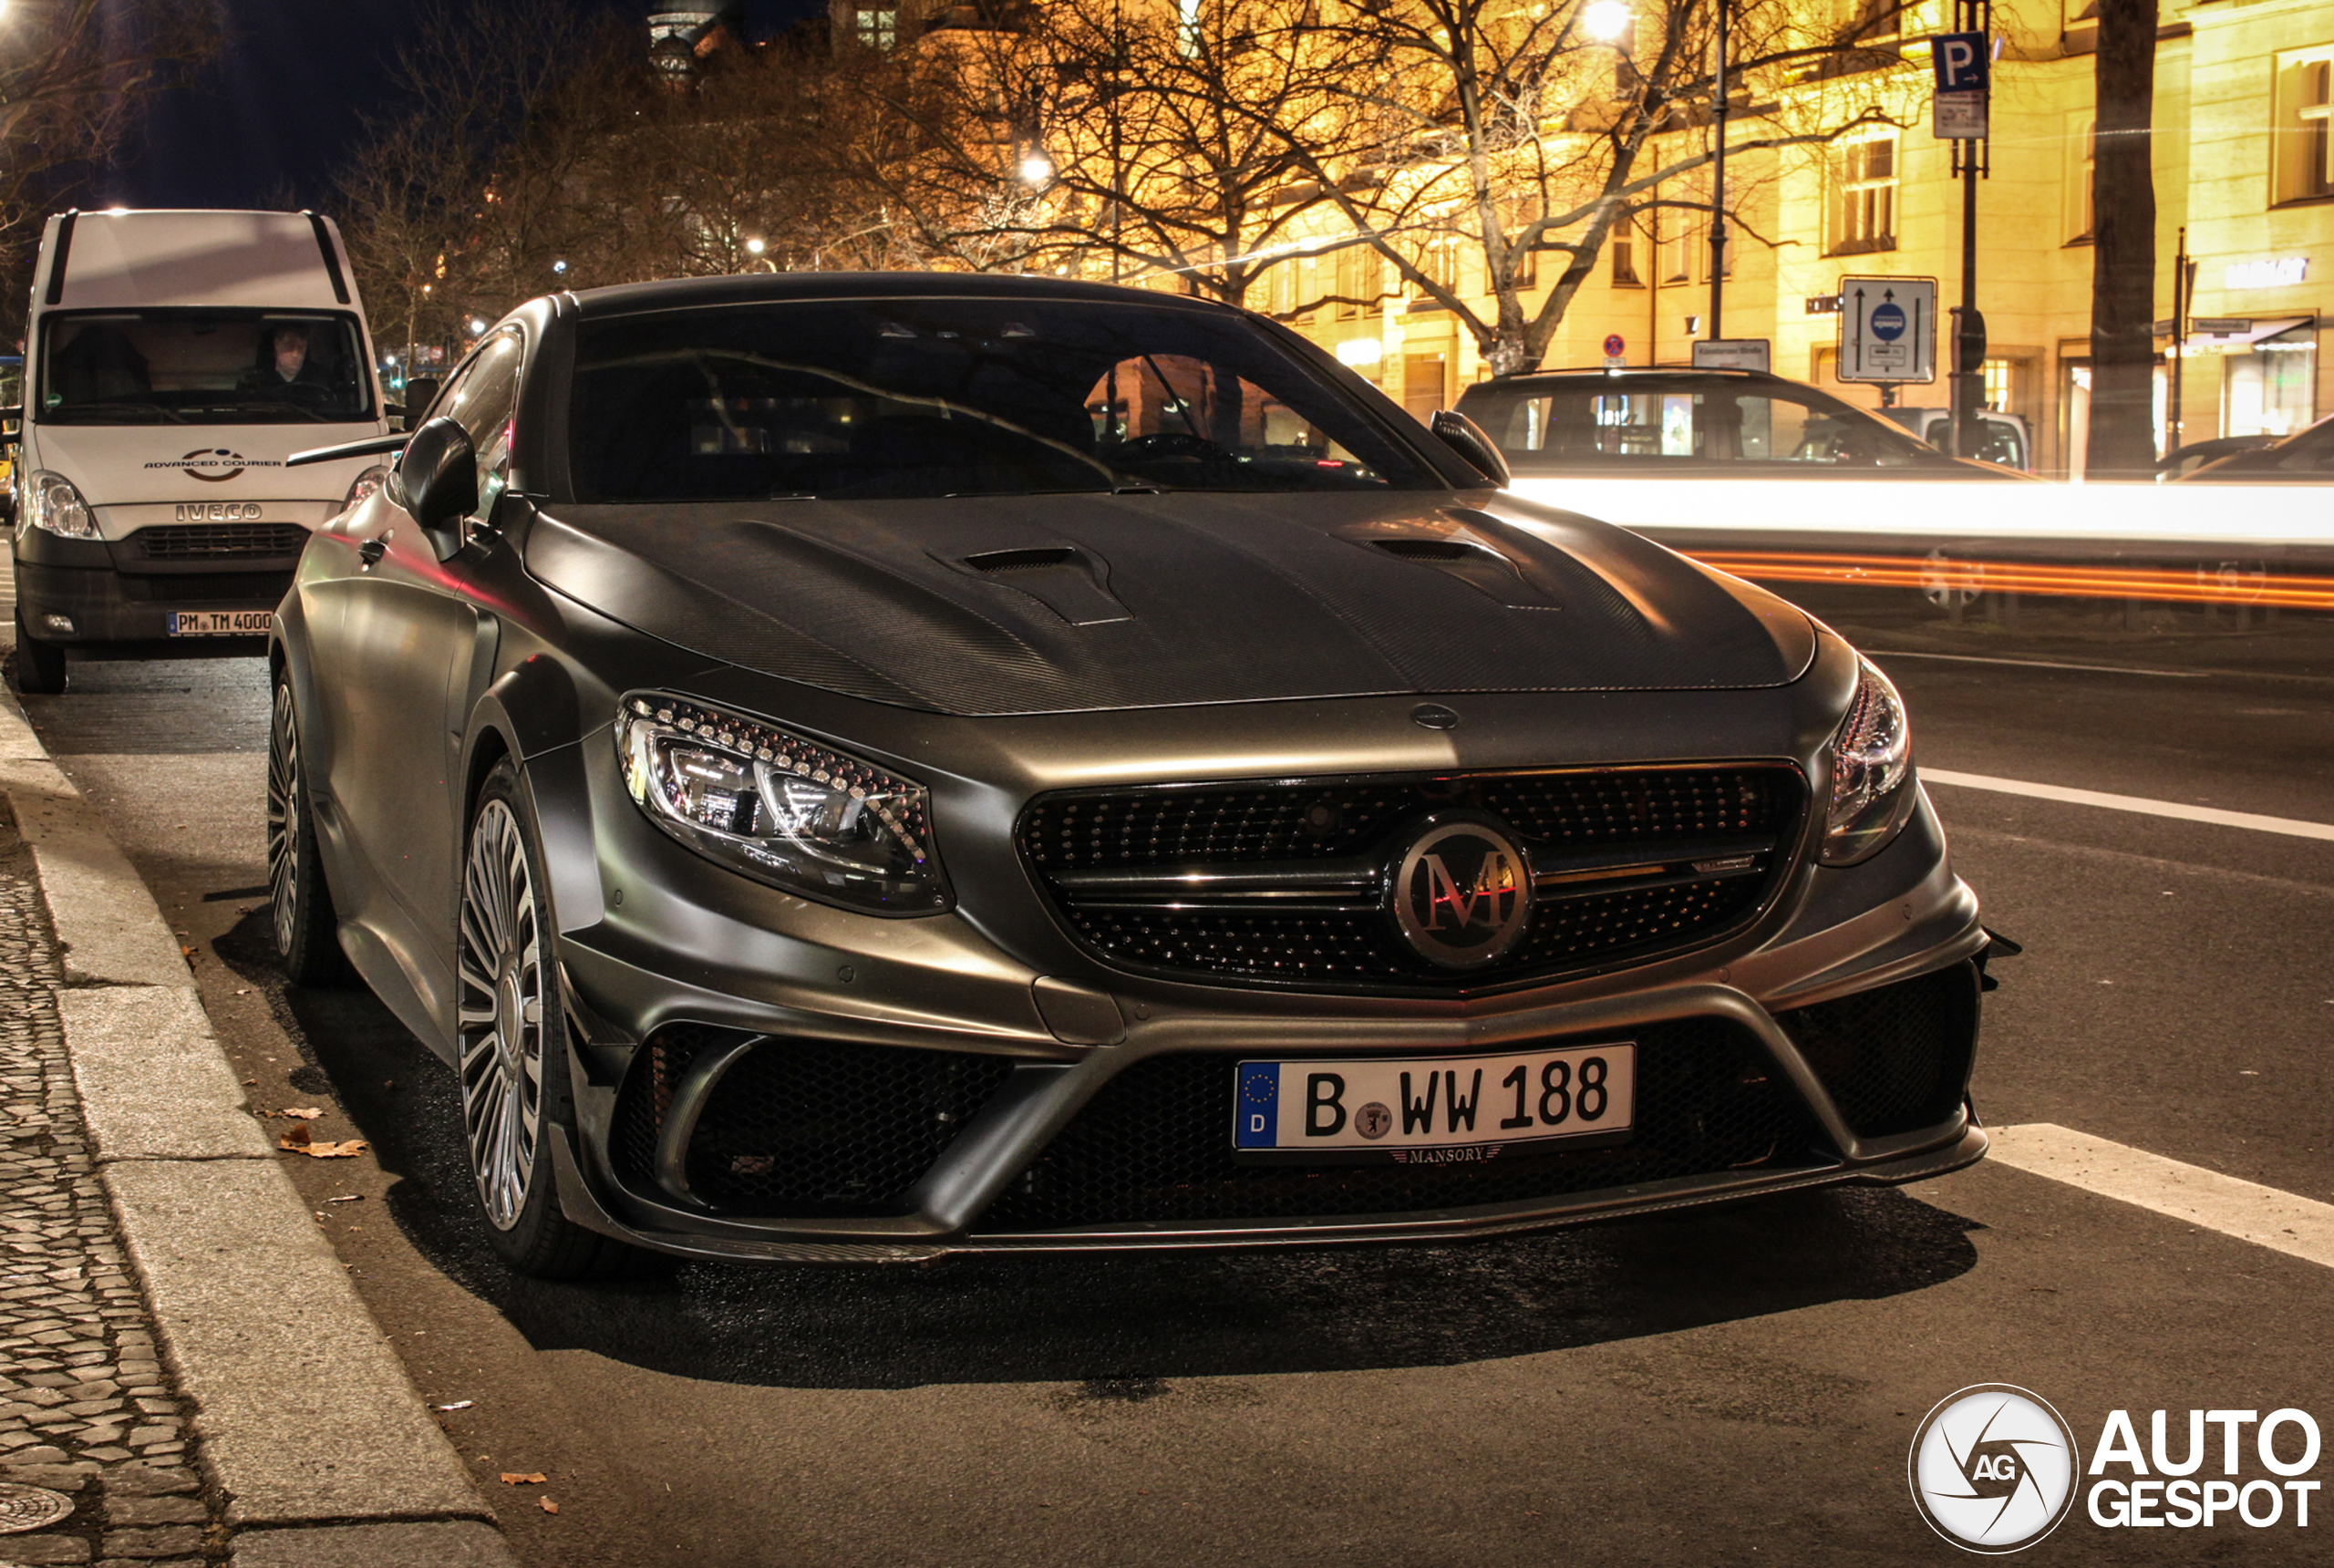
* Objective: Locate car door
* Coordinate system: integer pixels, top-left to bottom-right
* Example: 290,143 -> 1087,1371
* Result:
327,330 -> 523,1037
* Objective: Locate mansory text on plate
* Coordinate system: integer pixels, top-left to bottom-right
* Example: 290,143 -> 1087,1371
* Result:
270,273 -> 1990,1276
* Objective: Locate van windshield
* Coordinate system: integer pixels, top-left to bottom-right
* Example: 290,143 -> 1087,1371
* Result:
37,310 -> 374,425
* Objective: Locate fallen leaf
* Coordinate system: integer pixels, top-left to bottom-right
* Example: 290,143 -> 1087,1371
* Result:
181,945 -> 197,958
540,1499 -> 559,1514
281,1107 -> 324,1119
278,1127 -> 367,1158
242,1078 -> 258,1087
501,1472 -> 547,1485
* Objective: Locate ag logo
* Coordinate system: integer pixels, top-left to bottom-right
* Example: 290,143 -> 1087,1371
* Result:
1909,1385 -> 2081,1553
1389,816 -> 1531,969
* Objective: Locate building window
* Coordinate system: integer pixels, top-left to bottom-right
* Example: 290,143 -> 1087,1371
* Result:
2067,117 -> 2096,241
1413,234 -> 1461,297
1335,242 -> 1384,319
1828,133 -> 1897,255
2276,54 -> 2334,203
853,3 -> 896,50
1611,223 -> 1643,287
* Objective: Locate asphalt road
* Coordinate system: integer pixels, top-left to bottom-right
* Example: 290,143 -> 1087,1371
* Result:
10,583 -> 2334,1566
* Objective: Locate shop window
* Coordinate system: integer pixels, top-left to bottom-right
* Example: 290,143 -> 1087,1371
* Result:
2223,336 -> 2319,437
1828,133 -> 1897,255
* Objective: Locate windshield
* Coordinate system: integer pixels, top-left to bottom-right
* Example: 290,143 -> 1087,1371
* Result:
567,297 -> 1444,502
37,310 -> 375,425
1462,379 -> 1949,471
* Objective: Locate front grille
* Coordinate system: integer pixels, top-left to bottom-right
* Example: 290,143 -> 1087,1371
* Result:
1018,765 -> 1803,992
129,522 -> 309,561
610,1025 -> 1016,1217
1777,963 -> 1978,1139
976,1019 -> 1827,1231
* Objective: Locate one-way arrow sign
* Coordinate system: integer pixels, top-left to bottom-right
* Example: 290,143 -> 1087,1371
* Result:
1837,274 -> 1938,384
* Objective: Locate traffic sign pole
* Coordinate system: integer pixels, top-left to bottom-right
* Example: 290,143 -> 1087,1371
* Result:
1941,0 -> 1992,460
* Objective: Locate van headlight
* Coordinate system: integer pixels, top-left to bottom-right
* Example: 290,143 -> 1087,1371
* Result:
340,464 -> 390,515
23,471 -> 98,541
1820,656 -> 1917,866
615,693 -> 949,914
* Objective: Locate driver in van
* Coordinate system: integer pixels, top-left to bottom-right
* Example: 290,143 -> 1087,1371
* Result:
240,323 -> 336,407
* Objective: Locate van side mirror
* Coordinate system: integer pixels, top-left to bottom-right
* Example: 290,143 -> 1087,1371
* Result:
391,416 -> 477,559
1430,409 -> 1510,489
403,377 -> 439,419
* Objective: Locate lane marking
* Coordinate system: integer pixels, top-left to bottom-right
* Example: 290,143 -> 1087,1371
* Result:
1873,650 -> 2205,679
1923,769 -> 2334,842
1986,1124 -> 2334,1272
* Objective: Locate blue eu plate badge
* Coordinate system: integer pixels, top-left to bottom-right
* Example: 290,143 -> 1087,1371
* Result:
1235,1063 -> 1280,1149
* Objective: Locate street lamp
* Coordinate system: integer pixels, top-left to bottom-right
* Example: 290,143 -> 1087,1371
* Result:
552,259 -> 569,275
468,317 -> 487,335
1583,1 -> 1631,41
1019,153 -> 1055,186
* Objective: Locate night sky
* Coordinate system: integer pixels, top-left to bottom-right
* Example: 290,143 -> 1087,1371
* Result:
113,0 -> 824,213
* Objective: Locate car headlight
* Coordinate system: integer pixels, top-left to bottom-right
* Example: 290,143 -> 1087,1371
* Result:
340,463 -> 390,514
615,693 -> 948,914
23,471 -> 98,541
1820,655 -> 1916,866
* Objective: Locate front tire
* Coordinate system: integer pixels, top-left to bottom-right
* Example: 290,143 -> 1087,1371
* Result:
12,608 -> 67,694
267,681 -> 352,985
458,761 -> 657,1280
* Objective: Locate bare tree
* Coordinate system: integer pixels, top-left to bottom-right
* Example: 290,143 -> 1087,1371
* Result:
0,0 -> 220,340
1259,0 -> 1913,375
2087,0 -> 2156,476
867,0 -> 1383,310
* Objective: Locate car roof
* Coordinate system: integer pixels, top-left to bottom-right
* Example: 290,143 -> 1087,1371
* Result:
563,271 -> 1242,320
1475,366 -> 1786,383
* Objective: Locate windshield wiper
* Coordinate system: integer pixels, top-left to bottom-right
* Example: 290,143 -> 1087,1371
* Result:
48,401 -> 186,423
184,401 -> 336,423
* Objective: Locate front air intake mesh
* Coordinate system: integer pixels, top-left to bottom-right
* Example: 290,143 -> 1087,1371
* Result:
610,1025 -> 1017,1217
129,522 -> 310,561
1775,963 -> 1979,1140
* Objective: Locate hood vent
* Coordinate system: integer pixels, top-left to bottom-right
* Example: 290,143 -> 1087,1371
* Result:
1360,532 -> 1560,610
965,546 -> 1080,574
954,544 -> 1131,626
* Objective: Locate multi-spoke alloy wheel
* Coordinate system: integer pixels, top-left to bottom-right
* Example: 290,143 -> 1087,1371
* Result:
458,798 -> 545,1232
265,682 -> 346,985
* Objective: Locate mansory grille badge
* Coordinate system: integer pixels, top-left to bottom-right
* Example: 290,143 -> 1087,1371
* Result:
1388,815 -> 1532,969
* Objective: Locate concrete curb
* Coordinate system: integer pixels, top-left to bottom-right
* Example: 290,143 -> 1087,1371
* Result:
0,685 -> 519,1563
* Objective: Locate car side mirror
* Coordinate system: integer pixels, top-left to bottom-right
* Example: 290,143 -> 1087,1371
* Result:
391,416 -> 477,560
402,377 -> 440,419
1430,409 -> 1510,489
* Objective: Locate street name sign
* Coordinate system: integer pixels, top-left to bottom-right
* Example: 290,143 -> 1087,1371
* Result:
1837,276 -> 1937,384
1692,339 -> 1771,373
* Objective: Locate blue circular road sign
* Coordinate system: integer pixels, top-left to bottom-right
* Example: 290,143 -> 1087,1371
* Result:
1871,303 -> 1908,341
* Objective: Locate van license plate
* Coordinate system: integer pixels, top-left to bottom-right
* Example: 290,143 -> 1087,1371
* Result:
168,610 -> 274,636
1232,1043 -> 1636,1165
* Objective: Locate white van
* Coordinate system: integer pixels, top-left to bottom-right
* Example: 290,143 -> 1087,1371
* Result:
7,210 -> 392,692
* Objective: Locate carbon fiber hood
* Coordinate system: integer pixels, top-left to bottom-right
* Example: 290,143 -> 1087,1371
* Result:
524,490 -> 1815,717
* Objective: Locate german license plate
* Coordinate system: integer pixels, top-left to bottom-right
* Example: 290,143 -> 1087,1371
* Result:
167,610 -> 273,636
1233,1044 -> 1635,1164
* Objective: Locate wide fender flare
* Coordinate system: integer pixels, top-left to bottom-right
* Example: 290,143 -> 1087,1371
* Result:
465,655 -> 604,935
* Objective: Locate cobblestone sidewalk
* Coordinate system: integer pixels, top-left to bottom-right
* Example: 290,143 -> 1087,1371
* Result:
1,807 -> 216,1565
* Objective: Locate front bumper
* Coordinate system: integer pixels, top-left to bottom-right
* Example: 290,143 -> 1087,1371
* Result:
12,552 -> 289,646
522,655 -> 1985,1260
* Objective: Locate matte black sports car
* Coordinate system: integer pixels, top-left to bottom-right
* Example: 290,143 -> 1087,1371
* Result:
273,273 -> 1988,1277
